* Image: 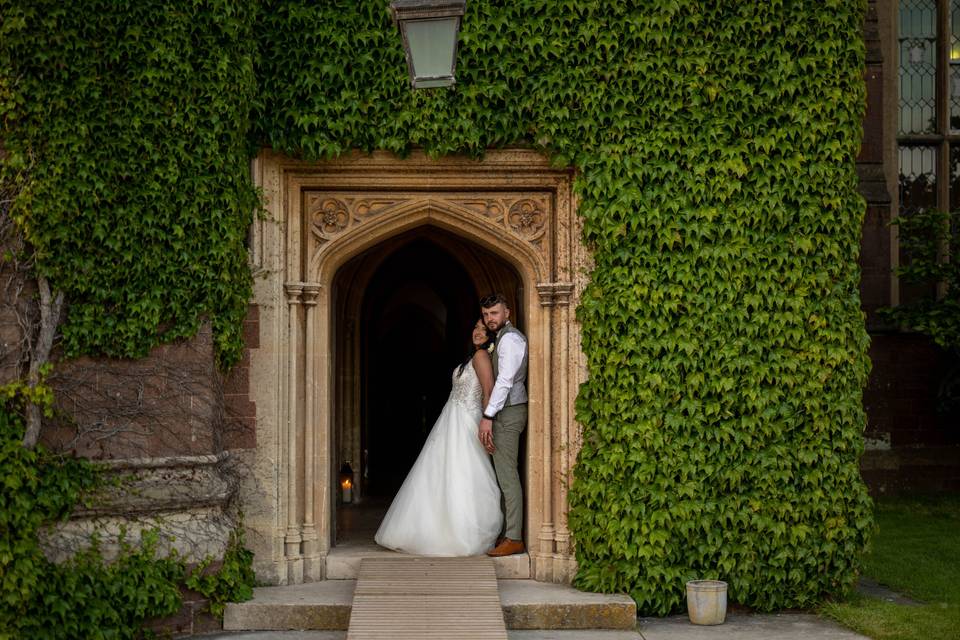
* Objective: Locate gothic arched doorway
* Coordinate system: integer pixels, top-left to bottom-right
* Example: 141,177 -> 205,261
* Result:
249,149 -> 584,585
332,227 -> 524,543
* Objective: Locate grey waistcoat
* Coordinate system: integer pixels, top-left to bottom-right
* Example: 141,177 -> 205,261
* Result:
492,323 -> 528,407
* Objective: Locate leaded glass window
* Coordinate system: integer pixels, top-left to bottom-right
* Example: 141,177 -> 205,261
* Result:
898,0 -> 959,302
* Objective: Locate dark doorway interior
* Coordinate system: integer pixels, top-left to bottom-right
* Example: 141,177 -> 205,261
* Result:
361,239 -> 478,497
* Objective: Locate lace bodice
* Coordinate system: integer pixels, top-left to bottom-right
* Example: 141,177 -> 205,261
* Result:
450,362 -> 483,412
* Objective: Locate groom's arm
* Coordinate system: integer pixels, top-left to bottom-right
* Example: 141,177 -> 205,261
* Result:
483,333 -> 526,420
479,333 -> 526,453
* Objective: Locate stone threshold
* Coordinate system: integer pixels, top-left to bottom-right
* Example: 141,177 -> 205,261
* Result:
325,544 -> 531,580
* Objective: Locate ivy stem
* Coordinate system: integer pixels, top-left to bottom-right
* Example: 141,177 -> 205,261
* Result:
22,275 -> 63,448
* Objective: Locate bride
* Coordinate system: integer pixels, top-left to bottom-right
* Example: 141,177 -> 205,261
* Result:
375,319 -> 503,556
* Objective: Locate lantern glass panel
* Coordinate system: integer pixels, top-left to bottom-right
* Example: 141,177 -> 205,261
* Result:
404,17 -> 459,85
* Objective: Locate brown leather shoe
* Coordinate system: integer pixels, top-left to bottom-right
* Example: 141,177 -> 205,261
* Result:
486,537 -> 525,557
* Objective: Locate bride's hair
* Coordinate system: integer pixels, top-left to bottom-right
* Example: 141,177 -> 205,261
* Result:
458,319 -> 495,377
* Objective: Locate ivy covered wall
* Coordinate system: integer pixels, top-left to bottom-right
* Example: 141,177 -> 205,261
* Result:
1,0 -> 258,368
2,0 -> 872,615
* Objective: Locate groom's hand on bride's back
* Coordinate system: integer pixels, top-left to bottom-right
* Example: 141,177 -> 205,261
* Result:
479,417 -> 495,453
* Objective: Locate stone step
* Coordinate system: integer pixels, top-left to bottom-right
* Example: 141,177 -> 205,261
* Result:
223,580 -> 636,632
224,581 -> 354,632
499,580 -> 636,631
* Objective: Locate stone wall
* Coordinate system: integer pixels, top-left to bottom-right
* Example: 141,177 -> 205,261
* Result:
37,310 -> 259,460
42,324 -> 221,459
34,322 -> 251,588
32,315 -> 261,638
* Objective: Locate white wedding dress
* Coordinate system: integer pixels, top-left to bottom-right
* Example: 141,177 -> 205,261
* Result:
375,361 -> 503,556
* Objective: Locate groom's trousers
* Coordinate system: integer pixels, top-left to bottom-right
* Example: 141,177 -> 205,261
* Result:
492,402 -> 527,541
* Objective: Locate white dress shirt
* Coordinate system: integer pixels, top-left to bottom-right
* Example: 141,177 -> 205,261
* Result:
484,328 -> 528,417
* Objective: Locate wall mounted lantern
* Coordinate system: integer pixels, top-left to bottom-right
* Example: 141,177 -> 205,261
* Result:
390,0 -> 466,89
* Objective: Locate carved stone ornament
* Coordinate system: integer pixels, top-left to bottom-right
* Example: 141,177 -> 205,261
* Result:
508,198 -> 546,238
536,282 -> 574,306
311,198 -> 350,236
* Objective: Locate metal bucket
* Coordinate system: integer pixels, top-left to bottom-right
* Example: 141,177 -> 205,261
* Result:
686,579 -> 727,625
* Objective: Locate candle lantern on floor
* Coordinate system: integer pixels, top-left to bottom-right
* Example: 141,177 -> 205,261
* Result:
339,461 -> 354,504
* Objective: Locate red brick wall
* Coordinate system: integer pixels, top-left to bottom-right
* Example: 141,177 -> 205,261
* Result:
36,304 -> 260,458
42,324 -> 221,459
861,334 -> 960,494
222,304 -> 258,450
859,205 -> 892,320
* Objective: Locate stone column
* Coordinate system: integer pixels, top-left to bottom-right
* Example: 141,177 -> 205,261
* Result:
283,282 -> 304,584
313,283 -> 334,565
551,283 -> 576,582
301,283 -> 322,580
535,284 -> 556,581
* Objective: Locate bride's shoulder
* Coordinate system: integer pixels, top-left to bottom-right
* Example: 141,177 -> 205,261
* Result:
471,348 -> 493,376
471,348 -> 491,363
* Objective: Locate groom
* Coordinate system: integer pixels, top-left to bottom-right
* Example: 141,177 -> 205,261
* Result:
478,293 -> 528,557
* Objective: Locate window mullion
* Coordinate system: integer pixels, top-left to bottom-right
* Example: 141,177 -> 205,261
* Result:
941,0 -> 951,140
941,1 -> 953,298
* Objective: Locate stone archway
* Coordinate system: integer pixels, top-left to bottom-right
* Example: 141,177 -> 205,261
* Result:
246,149 -> 589,586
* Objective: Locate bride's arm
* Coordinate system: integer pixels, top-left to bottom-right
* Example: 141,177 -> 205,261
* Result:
472,350 -> 495,409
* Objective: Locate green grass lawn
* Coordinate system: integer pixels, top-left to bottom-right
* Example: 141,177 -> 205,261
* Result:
821,494 -> 960,640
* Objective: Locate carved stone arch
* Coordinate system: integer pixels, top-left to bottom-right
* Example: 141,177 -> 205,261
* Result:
247,149 -> 588,586
310,199 -> 548,286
